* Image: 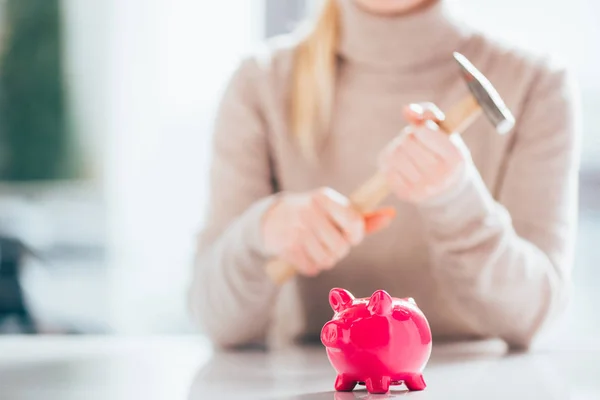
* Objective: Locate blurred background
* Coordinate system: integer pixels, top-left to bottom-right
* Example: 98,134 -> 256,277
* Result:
0,0 -> 597,338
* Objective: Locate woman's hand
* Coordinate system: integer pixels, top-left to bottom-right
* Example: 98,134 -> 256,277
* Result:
379,102 -> 472,203
262,188 -> 396,277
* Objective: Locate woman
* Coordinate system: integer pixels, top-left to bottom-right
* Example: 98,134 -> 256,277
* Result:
189,0 -> 580,350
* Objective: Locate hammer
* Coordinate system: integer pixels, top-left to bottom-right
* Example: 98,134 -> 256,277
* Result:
266,52 -> 515,285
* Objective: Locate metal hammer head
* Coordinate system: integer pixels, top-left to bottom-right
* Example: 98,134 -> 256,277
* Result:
453,52 -> 515,134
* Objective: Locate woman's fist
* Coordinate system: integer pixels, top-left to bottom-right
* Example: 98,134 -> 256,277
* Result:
262,188 -> 395,277
379,102 -> 471,203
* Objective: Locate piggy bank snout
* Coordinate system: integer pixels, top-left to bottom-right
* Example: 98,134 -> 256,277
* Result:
321,321 -> 340,347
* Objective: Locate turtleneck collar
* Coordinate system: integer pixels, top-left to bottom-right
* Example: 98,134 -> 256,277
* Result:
336,0 -> 468,71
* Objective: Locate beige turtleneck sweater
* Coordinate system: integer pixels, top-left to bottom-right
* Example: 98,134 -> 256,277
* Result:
189,1 -> 580,349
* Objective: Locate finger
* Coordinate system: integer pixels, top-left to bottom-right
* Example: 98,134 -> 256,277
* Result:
390,168 -> 415,198
378,128 -> 410,169
307,207 -> 350,266
383,165 -> 412,194
413,121 -> 458,161
403,103 -> 445,125
402,104 -> 425,125
419,102 -> 446,122
390,147 -> 422,184
301,223 -> 335,268
364,207 -> 396,234
402,133 -> 442,178
315,189 -> 365,245
289,246 -> 319,277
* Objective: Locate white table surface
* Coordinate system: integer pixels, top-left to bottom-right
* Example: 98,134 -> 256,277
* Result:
0,336 -> 598,400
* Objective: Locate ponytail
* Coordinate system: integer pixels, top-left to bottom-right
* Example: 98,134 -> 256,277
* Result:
290,0 -> 340,160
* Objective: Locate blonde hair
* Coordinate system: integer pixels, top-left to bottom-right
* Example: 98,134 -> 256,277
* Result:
291,0 -> 340,160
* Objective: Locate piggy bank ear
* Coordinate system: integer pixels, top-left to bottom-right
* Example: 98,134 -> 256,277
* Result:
368,290 -> 393,316
329,288 -> 354,313
403,297 -> 417,305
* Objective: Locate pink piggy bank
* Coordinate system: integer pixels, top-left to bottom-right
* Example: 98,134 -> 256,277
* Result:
321,288 -> 432,394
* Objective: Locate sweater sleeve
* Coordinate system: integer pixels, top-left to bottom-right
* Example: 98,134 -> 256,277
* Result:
188,57 -> 280,348
416,66 -> 581,349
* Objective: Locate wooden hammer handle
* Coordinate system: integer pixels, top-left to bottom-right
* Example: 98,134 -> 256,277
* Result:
265,95 -> 482,285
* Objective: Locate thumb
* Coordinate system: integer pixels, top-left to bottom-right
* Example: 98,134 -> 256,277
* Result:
403,103 -> 445,126
364,207 -> 397,234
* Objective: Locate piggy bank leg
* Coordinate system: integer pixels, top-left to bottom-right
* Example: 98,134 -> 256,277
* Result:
365,376 -> 391,394
334,374 -> 357,392
404,374 -> 426,391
